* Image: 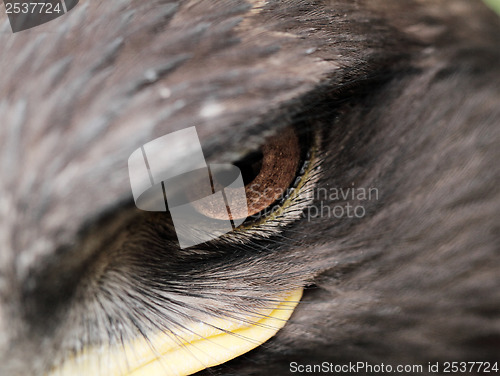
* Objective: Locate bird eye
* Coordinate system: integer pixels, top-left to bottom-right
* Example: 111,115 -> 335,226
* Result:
190,127 -> 305,224
230,126 -> 319,232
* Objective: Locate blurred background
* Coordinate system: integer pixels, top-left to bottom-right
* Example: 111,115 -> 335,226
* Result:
484,0 -> 500,14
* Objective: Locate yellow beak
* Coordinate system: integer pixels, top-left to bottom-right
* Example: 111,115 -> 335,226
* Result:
49,288 -> 303,376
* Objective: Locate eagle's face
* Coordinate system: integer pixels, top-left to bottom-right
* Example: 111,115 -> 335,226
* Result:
0,0 -> 499,375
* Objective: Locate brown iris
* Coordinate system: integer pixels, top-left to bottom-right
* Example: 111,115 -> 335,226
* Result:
241,127 -> 300,217
193,127 -> 301,221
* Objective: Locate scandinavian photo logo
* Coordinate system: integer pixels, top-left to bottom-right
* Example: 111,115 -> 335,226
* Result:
128,127 -> 248,249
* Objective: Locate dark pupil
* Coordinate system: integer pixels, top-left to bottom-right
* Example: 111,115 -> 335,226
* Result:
234,150 -> 264,186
